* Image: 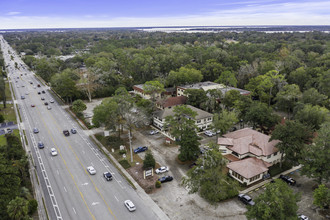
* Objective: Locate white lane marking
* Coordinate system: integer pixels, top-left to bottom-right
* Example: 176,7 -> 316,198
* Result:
82,183 -> 88,186
114,196 -> 119,202
57,170 -> 59,175
72,207 -> 76,214
64,187 -> 67,192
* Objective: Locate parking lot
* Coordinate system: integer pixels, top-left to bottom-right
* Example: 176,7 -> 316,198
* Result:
131,129 -> 248,220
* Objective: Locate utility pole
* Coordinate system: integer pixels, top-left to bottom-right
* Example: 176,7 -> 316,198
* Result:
129,130 -> 133,163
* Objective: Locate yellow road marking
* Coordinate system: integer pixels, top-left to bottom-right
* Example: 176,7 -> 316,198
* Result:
35,108 -> 96,220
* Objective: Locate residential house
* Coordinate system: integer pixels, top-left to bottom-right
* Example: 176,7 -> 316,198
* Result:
153,105 -> 213,140
218,128 -> 281,186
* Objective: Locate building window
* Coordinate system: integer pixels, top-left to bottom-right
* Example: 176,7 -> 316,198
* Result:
208,117 -> 212,121
197,120 -> 201,123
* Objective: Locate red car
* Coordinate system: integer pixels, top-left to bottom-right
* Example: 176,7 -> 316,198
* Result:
31,104 -> 35,107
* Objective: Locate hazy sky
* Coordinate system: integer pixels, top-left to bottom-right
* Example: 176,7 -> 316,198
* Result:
1,0 -> 330,29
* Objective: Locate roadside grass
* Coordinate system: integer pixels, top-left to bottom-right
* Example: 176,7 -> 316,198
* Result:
5,82 -> 12,101
0,104 -> 16,122
0,135 -> 7,146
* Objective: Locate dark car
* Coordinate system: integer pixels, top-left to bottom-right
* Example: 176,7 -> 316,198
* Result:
42,90 -> 45,94
238,194 -> 255,206
37,91 -> 41,95
37,84 -> 41,87
21,96 -> 25,100
63,130 -> 70,136
38,141 -> 44,149
103,172 -> 113,181
71,128 -> 77,134
44,102 -> 48,105
158,176 -> 173,183
33,128 -> 39,133
279,175 -> 296,185
41,97 -> 45,100
134,146 -> 148,153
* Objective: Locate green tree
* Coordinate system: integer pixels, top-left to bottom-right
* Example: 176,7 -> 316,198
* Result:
215,70 -> 237,87
288,67 -> 311,91
50,70 -> 78,103
184,89 -> 207,109
167,67 -> 203,87
270,120 -> 313,167
201,59 -> 225,81
246,180 -> 300,220
295,104 -> 329,130
301,122 -> 330,183
244,102 -> 279,130
275,84 -> 302,119
212,110 -> 238,138
178,126 -> 201,161
7,197 -> 29,220
143,80 -> 165,102
222,90 -> 241,110
313,184 -> 330,209
204,89 -> 222,113
72,99 -> 87,115
245,70 -> 286,105
0,77 -> 6,108
302,88 -> 328,107
143,152 -> 155,169
182,144 -> 239,203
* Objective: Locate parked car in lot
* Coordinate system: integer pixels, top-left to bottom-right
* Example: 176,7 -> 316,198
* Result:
124,200 -> 136,212
149,130 -> 159,135
279,175 -> 296,185
71,128 -> 77,134
238,194 -> 255,206
204,130 -> 216,137
158,175 -> 173,183
33,128 -> 39,133
155,166 -> 169,174
103,172 -> 112,181
87,166 -> 96,175
134,146 -> 148,153
38,141 -> 44,149
50,148 -> 58,156
63,130 -> 70,136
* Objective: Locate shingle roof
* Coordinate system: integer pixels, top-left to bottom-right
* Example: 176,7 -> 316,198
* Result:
227,157 -> 271,179
157,96 -> 187,108
220,128 -> 279,156
154,105 -> 213,120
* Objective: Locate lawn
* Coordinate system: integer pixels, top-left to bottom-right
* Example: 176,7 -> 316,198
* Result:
5,82 -> 12,101
0,104 -> 16,122
0,135 -> 7,146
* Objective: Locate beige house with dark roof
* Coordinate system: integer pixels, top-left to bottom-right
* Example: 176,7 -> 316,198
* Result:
153,105 -> 213,140
218,128 -> 282,185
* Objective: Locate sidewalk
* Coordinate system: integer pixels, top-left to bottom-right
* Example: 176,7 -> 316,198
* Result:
240,165 -> 302,194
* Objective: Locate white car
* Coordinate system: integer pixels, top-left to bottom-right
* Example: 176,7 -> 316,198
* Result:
204,130 -> 216,137
50,99 -> 54,103
149,130 -> 159,135
87,166 -> 96,175
299,215 -> 310,220
50,148 -> 58,156
47,106 -> 52,110
155,166 -> 169,174
124,200 -> 136,212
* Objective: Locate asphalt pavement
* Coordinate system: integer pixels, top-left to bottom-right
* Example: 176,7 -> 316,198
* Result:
0,35 -> 164,220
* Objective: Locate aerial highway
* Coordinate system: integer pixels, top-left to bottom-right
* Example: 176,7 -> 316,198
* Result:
0,35 -> 162,220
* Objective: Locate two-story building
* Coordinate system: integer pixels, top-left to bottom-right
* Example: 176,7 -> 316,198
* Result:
218,128 -> 281,186
153,105 -> 213,140
132,84 -> 176,100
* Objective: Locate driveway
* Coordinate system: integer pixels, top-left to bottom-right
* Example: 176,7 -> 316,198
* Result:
132,129 -> 247,220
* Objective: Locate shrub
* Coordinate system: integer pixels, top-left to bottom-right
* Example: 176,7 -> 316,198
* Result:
28,199 -> 38,215
119,150 -> 126,155
155,181 -> 161,188
0,114 -> 4,123
119,160 -> 131,169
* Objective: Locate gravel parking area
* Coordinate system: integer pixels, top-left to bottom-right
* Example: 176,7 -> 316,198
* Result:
132,129 -> 248,220
248,170 -> 329,220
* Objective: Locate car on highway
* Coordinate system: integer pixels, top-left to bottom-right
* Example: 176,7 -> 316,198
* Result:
103,172 -> 113,181
44,102 -> 48,105
33,86 -> 36,89
155,166 -> 169,174
204,130 -> 216,137
38,141 -> 44,149
42,90 -> 45,94
25,92 -> 29,95
47,106 -> 52,110
50,99 -> 54,103
33,128 -> 39,133
21,85 -> 25,87
149,130 -> 159,135
87,166 -> 96,175
63,130 -> 70,136
238,194 -> 255,206
31,104 -> 35,107
134,146 -> 148,153
21,95 -> 25,99
41,97 -> 45,100
279,175 -> 296,185
71,128 -> 77,134
124,200 -> 136,212
37,91 -> 41,94
50,148 -> 58,156
16,85 -> 19,88
37,84 -> 41,87
158,175 -> 173,183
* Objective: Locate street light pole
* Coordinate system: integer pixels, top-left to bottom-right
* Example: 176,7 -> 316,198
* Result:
129,130 -> 133,163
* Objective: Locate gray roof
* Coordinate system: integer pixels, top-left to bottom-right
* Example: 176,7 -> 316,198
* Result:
177,81 -> 219,90
154,105 -> 213,120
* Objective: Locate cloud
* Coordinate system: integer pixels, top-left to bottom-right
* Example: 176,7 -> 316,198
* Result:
0,0 -> 329,29
6,12 -> 21,16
